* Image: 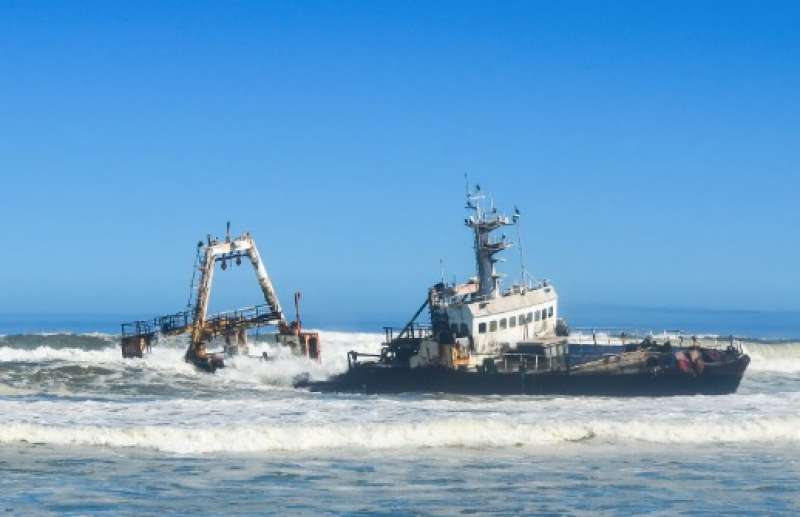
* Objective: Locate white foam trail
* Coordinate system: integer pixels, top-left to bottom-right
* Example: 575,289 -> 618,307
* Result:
2,416 -> 799,454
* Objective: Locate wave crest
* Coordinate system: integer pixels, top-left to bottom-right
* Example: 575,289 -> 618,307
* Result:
743,341 -> 800,373
3,417 -> 800,454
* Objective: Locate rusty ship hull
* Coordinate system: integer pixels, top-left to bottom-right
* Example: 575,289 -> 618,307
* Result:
302,354 -> 750,396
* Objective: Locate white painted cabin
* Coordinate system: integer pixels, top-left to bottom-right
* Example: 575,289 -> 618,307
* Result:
443,284 -> 559,354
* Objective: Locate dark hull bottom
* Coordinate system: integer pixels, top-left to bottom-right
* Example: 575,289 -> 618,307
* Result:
303,358 -> 750,396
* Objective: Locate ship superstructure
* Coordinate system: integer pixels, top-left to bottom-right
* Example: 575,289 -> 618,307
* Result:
427,184 -> 561,360
302,185 -> 750,396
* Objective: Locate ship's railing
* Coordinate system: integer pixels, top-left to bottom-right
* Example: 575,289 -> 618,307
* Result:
121,319 -> 156,338
347,350 -> 382,370
206,304 -> 279,325
569,327 -> 742,351
495,352 -> 567,373
156,311 -> 192,335
383,324 -> 433,343
203,304 -> 283,335
120,303 -> 282,339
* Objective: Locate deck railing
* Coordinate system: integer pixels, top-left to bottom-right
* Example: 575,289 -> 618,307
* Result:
120,303 -> 281,339
569,327 -> 742,351
383,324 -> 433,343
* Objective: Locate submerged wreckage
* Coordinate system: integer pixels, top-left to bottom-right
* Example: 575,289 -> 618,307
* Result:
301,185 -> 750,396
120,224 -> 319,372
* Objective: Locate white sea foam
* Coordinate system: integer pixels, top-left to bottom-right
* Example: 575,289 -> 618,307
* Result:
0,330 -> 383,398
0,345 -> 120,363
0,332 -> 798,402
2,331 -> 797,377
0,330 -> 379,369
743,341 -> 800,373
2,415 -> 800,454
0,384 -> 32,396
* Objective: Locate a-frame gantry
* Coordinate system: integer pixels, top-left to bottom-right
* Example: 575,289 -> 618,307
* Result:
120,223 -> 320,372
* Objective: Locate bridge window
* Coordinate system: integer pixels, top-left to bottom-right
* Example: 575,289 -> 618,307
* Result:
490,320 -> 497,332
460,323 -> 469,336
548,306 -> 554,317
450,324 -> 458,334
509,316 -> 516,328
527,312 -> 533,323
478,322 -> 487,334
499,318 -> 507,330
535,310 -> 541,321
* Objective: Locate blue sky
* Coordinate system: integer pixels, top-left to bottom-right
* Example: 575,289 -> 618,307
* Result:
1,1 -> 798,326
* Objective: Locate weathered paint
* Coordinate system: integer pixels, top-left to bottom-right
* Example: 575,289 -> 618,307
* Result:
188,232 -> 287,361
120,226 -> 321,368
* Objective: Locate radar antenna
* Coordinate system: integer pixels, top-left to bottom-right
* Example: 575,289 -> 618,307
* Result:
513,205 -> 531,287
464,183 -> 515,298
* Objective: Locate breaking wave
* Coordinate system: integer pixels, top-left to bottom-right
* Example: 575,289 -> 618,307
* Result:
0,330 -> 380,367
1,331 -> 799,456
0,330 -> 383,396
742,341 -> 800,373
0,332 -> 113,350
0,332 -> 797,398
0,345 -> 120,364
2,334 -> 797,383
2,417 -> 800,454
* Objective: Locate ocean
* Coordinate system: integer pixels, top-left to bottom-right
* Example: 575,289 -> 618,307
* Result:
1,312 -> 799,515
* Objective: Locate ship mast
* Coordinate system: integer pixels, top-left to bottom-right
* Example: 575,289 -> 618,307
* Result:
465,184 -> 514,298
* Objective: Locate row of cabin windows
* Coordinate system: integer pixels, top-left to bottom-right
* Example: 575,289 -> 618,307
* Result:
476,306 -> 555,334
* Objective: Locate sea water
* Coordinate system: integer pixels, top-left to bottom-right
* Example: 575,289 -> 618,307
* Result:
0,317 -> 799,514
